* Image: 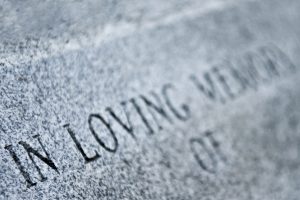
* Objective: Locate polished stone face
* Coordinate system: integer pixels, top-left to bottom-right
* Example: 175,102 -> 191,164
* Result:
1,0 -> 300,199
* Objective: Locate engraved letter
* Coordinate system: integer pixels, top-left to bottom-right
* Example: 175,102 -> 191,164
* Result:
162,83 -> 191,121
140,91 -> 173,130
63,124 -> 100,163
88,114 -> 118,153
190,73 -> 226,103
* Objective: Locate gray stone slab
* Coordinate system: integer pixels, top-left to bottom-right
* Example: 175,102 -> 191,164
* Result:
0,0 -> 300,199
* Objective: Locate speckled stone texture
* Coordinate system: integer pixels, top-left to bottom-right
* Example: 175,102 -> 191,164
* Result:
1,0 -> 300,199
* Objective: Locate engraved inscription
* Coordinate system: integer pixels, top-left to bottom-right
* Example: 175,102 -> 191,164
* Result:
190,131 -> 226,173
3,44 -> 296,188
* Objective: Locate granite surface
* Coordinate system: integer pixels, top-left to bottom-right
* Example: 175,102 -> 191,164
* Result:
1,0 -> 300,199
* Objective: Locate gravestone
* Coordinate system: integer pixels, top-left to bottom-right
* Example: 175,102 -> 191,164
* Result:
1,0 -> 300,199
